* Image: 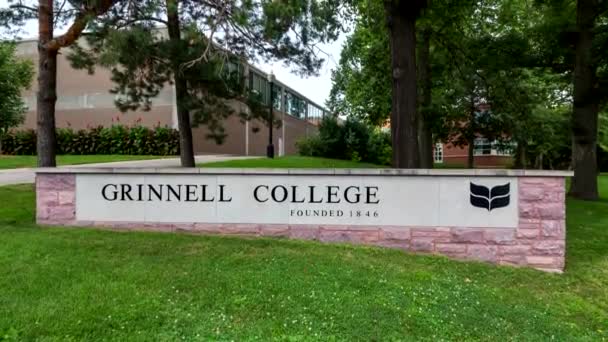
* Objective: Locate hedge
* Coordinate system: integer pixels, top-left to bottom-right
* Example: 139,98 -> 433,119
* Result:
0,126 -> 180,156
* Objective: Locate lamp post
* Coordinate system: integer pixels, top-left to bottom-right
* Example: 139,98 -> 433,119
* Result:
266,71 -> 275,158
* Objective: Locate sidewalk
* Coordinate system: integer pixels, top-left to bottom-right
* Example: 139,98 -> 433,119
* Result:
0,155 -> 254,186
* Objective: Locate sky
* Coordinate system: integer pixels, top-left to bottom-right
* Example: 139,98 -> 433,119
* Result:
1,0 -> 345,108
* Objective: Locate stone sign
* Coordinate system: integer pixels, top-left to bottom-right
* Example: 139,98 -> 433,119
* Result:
35,168 -> 571,273
75,174 -> 518,228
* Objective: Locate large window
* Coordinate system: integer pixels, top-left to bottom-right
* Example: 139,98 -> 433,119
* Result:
434,143 -> 444,163
271,84 -> 282,110
249,71 -> 270,105
474,138 -> 493,155
307,103 -> 324,124
285,91 -> 306,118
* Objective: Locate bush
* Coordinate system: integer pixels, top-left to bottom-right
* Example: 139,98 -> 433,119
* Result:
0,125 -> 179,156
297,116 -> 391,166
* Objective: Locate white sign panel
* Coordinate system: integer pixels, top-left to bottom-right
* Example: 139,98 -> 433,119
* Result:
75,174 -> 518,228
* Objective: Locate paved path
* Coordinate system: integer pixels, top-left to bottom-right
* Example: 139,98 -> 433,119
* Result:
0,155 -> 254,186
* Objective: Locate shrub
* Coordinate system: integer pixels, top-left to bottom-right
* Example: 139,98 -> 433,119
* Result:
297,116 -> 391,166
0,125 -> 179,156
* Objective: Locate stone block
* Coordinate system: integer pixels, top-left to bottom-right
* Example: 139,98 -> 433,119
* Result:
220,224 -> 260,235
519,202 -> 538,219
375,240 -> 409,250
499,245 -> 531,255
541,220 -> 565,238
537,203 -> 565,220
410,238 -> 434,252
411,228 -> 451,238
516,228 -> 539,239
451,228 -> 485,243
520,186 -> 545,201
526,256 -> 562,267
467,245 -> 498,262
192,223 -> 223,234
499,255 -> 527,266
484,229 -> 516,244
289,226 -> 319,240
58,191 -> 75,205
259,226 -> 290,237
518,219 -> 541,230
532,240 -> 565,256
49,206 -> 75,221
319,230 -> 379,244
172,223 -> 195,232
37,174 -> 75,191
37,191 -> 58,206
436,243 -> 466,254
379,228 -> 411,241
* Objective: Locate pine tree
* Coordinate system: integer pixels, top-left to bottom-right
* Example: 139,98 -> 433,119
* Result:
68,0 -> 346,166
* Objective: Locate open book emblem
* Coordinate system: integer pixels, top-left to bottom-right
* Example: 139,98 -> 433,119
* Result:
470,182 -> 510,211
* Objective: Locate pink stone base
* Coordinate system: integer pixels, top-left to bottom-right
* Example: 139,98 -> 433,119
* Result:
35,174 -> 567,273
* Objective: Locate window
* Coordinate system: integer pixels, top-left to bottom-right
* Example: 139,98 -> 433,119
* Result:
285,91 -> 306,118
271,84 -> 282,110
474,138 -> 492,155
249,71 -> 270,105
307,103 -> 324,124
434,143 -> 444,163
474,138 -> 515,156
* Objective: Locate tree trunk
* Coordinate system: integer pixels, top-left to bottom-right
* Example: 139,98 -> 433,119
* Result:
514,141 -> 527,169
37,0 -> 57,167
384,1 -> 423,168
418,28 -> 433,168
166,0 -> 195,167
570,0 -> 599,200
467,94 -> 476,169
467,140 -> 474,169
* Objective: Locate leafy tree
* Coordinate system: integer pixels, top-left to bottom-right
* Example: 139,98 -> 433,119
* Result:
0,0 -> 120,167
0,42 -> 34,154
528,0 -> 608,200
69,0 -> 347,166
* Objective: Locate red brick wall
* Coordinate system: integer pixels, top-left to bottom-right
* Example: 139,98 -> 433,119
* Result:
439,143 -> 513,168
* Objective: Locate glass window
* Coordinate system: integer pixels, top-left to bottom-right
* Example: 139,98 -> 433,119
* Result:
307,103 -> 324,125
434,143 -> 444,163
271,84 -> 281,110
249,71 -> 269,105
474,138 -> 492,155
474,138 -> 515,156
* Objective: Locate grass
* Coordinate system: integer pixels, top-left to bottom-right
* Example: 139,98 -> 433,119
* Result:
0,155 -> 171,170
0,169 -> 606,339
200,156 -> 383,168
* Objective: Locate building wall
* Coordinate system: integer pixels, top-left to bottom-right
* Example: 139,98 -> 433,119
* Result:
15,39 -> 320,156
437,142 -> 513,168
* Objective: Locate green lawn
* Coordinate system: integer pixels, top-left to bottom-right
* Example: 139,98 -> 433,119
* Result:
0,175 -> 606,339
0,155 -> 171,170
200,156 -> 383,168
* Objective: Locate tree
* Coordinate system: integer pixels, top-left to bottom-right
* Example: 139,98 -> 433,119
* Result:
1,0 -> 120,167
383,0 -> 428,168
569,0 -> 604,200
0,42 -> 34,154
329,0 -> 481,167
68,0 -> 346,167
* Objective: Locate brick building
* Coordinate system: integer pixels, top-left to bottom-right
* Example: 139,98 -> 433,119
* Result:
433,139 -> 514,168
15,38 -> 327,156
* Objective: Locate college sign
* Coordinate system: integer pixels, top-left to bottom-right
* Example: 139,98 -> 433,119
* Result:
36,168 -> 570,273
75,174 -> 518,228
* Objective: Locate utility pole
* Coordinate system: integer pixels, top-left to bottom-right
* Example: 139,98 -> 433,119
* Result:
266,71 -> 275,158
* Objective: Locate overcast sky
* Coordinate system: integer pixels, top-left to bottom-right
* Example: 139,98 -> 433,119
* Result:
1,0 -> 345,108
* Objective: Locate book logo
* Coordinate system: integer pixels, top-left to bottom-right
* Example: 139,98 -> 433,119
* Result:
470,182 -> 510,211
